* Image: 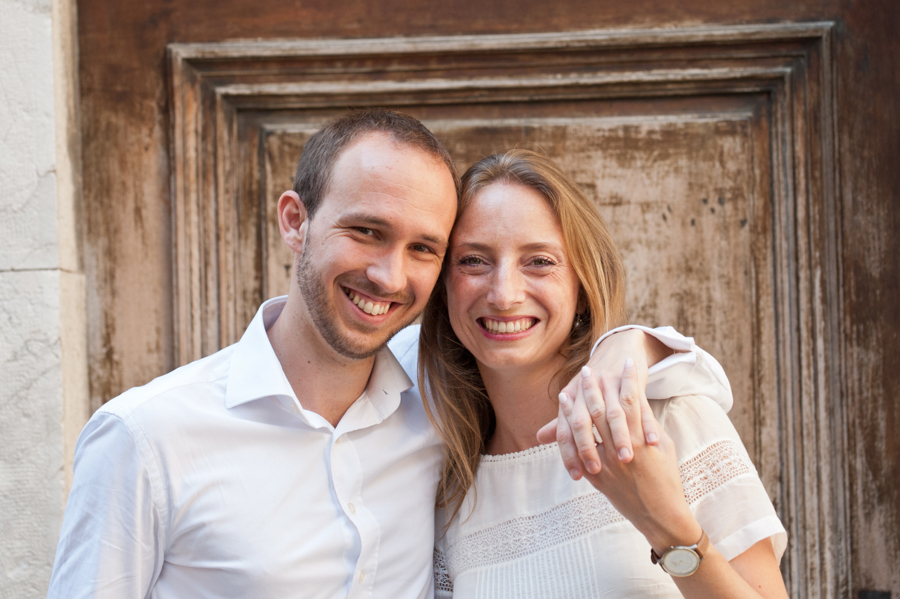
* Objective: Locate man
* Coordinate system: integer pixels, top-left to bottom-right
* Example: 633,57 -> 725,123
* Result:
48,109 -> 730,598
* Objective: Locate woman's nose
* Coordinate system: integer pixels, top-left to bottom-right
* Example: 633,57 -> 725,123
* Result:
486,264 -> 525,310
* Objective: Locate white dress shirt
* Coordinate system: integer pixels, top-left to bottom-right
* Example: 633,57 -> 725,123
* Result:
48,297 -> 732,599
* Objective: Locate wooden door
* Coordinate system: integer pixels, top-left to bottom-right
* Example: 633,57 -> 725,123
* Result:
77,1 -> 900,596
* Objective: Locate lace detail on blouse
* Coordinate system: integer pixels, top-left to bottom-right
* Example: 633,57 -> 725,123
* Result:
680,439 -> 751,504
480,442 -> 559,463
434,547 -> 453,594
445,438 -> 752,577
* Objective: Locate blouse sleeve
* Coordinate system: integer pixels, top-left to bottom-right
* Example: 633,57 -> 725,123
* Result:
656,394 -> 787,563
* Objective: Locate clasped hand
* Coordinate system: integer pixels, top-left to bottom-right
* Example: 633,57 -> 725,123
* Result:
567,363 -> 697,547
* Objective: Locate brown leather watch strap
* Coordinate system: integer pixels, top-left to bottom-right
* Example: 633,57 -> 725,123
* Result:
650,529 -> 709,564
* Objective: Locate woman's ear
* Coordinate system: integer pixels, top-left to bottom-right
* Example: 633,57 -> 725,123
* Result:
576,288 -> 588,316
277,190 -> 309,254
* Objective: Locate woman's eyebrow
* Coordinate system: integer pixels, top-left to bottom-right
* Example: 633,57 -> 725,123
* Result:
519,241 -> 564,253
453,241 -> 562,252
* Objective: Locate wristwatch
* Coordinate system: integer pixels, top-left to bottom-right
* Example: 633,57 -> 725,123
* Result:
650,529 -> 709,577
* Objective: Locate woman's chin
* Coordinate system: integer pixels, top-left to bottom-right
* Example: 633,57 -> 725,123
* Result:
472,348 -> 551,375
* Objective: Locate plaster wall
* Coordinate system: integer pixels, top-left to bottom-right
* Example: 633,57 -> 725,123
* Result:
0,0 -> 86,595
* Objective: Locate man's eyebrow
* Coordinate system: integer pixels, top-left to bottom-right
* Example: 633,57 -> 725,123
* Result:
341,212 -> 392,229
341,212 -> 447,247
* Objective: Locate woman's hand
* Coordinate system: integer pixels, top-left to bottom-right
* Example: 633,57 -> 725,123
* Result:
564,362 -> 698,550
537,329 -> 670,479
560,360 -> 700,550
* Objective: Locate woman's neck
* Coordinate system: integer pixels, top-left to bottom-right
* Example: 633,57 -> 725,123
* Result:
479,359 -> 565,456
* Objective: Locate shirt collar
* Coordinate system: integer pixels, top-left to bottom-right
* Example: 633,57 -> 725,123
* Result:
362,339 -> 415,422
225,296 -> 415,425
225,296 -> 297,410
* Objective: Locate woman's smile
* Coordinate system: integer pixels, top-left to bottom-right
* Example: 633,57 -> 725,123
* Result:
478,316 -> 538,336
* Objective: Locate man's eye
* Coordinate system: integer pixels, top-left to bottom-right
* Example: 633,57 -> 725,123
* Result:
353,227 -> 376,236
459,255 -> 483,266
411,244 -> 434,254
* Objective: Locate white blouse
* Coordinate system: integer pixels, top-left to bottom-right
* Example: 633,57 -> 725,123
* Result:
434,394 -> 786,599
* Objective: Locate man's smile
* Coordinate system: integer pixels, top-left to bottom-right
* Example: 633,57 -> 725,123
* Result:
343,286 -> 395,316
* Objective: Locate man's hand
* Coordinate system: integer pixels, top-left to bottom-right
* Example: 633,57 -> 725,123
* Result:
536,329 -> 673,480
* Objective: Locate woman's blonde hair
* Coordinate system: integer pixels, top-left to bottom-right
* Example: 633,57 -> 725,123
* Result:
418,149 -> 627,524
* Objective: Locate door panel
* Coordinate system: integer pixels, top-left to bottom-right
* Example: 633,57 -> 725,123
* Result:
164,27 -> 837,595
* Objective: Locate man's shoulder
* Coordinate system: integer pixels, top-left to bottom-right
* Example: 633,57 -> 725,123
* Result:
98,344 -> 237,423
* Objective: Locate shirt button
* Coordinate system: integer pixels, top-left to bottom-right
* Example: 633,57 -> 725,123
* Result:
348,502 -> 356,514
359,571 -> 365,583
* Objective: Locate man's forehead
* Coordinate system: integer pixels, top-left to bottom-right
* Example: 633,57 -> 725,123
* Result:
336,131 -> 441,171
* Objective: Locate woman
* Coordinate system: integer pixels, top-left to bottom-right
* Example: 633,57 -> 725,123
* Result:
419,150 -> 788,598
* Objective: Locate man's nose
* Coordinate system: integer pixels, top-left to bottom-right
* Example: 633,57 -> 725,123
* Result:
486,263 -> 525,310
365,248 -> 407,296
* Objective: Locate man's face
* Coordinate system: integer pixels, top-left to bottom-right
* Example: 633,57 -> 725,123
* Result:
296,132 -> 457,360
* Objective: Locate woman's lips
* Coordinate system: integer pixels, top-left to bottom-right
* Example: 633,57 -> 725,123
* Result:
343,287 -> 392,316
478,317 -> 537,334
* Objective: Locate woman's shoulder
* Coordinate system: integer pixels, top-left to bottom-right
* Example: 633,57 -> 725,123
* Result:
653,394 -> 745,456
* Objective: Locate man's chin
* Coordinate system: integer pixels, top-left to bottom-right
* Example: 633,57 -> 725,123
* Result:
324,323 -> 408,360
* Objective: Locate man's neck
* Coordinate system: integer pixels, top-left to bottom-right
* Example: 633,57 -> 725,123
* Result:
267,294 -> 376,427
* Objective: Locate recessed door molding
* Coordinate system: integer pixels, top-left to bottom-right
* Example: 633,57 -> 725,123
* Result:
168,22 -> 842,597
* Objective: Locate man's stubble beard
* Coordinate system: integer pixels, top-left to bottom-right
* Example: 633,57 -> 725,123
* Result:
295,236 -> 420,360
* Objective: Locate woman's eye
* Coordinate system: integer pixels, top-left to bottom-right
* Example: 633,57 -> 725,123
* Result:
458,255 -> 483,266
531,256 -> 556,267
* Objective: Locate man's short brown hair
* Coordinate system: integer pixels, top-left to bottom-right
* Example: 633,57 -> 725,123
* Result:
292,108 -> 460,219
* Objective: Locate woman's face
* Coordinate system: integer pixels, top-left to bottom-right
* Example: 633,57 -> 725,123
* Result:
446,181 -> 582,375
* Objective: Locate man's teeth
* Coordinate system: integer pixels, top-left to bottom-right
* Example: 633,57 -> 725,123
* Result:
345,289 -> 390,315
482,318 -> 536,334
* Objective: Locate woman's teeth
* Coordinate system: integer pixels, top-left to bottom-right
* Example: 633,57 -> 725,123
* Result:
482,318 -> 536,334
345,289 -> 391,315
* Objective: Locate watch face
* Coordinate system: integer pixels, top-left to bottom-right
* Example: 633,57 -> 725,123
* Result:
661,548 -> 701,577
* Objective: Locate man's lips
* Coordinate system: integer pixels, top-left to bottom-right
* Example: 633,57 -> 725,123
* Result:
342,286 -> 393,316
478,316 -> 537,334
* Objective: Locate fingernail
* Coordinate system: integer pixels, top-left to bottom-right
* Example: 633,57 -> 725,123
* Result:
647,432 -> 659,444
581,365 -> 591,378
624,358 -> 634,369
569,468 -> 581,480
587,460 -> 600,474
558,392 -> 569,405
618,447 -> 632,461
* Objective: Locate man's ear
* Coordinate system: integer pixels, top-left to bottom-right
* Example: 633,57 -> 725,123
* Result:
277,190 -> 309,254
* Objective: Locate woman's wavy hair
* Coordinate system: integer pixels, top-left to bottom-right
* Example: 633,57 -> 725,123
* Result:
418,149 -> 627,524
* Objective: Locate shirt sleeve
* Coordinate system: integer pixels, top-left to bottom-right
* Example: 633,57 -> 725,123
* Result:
591,325 -> 733,413
47,410 -> 165,598
433,518 -> 454,599
656,394 -> 787,563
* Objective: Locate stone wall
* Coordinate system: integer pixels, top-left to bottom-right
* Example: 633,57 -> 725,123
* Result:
0,0 -> 87,595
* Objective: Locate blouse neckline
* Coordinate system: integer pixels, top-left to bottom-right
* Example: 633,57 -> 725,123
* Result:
480,442 -> 559,463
